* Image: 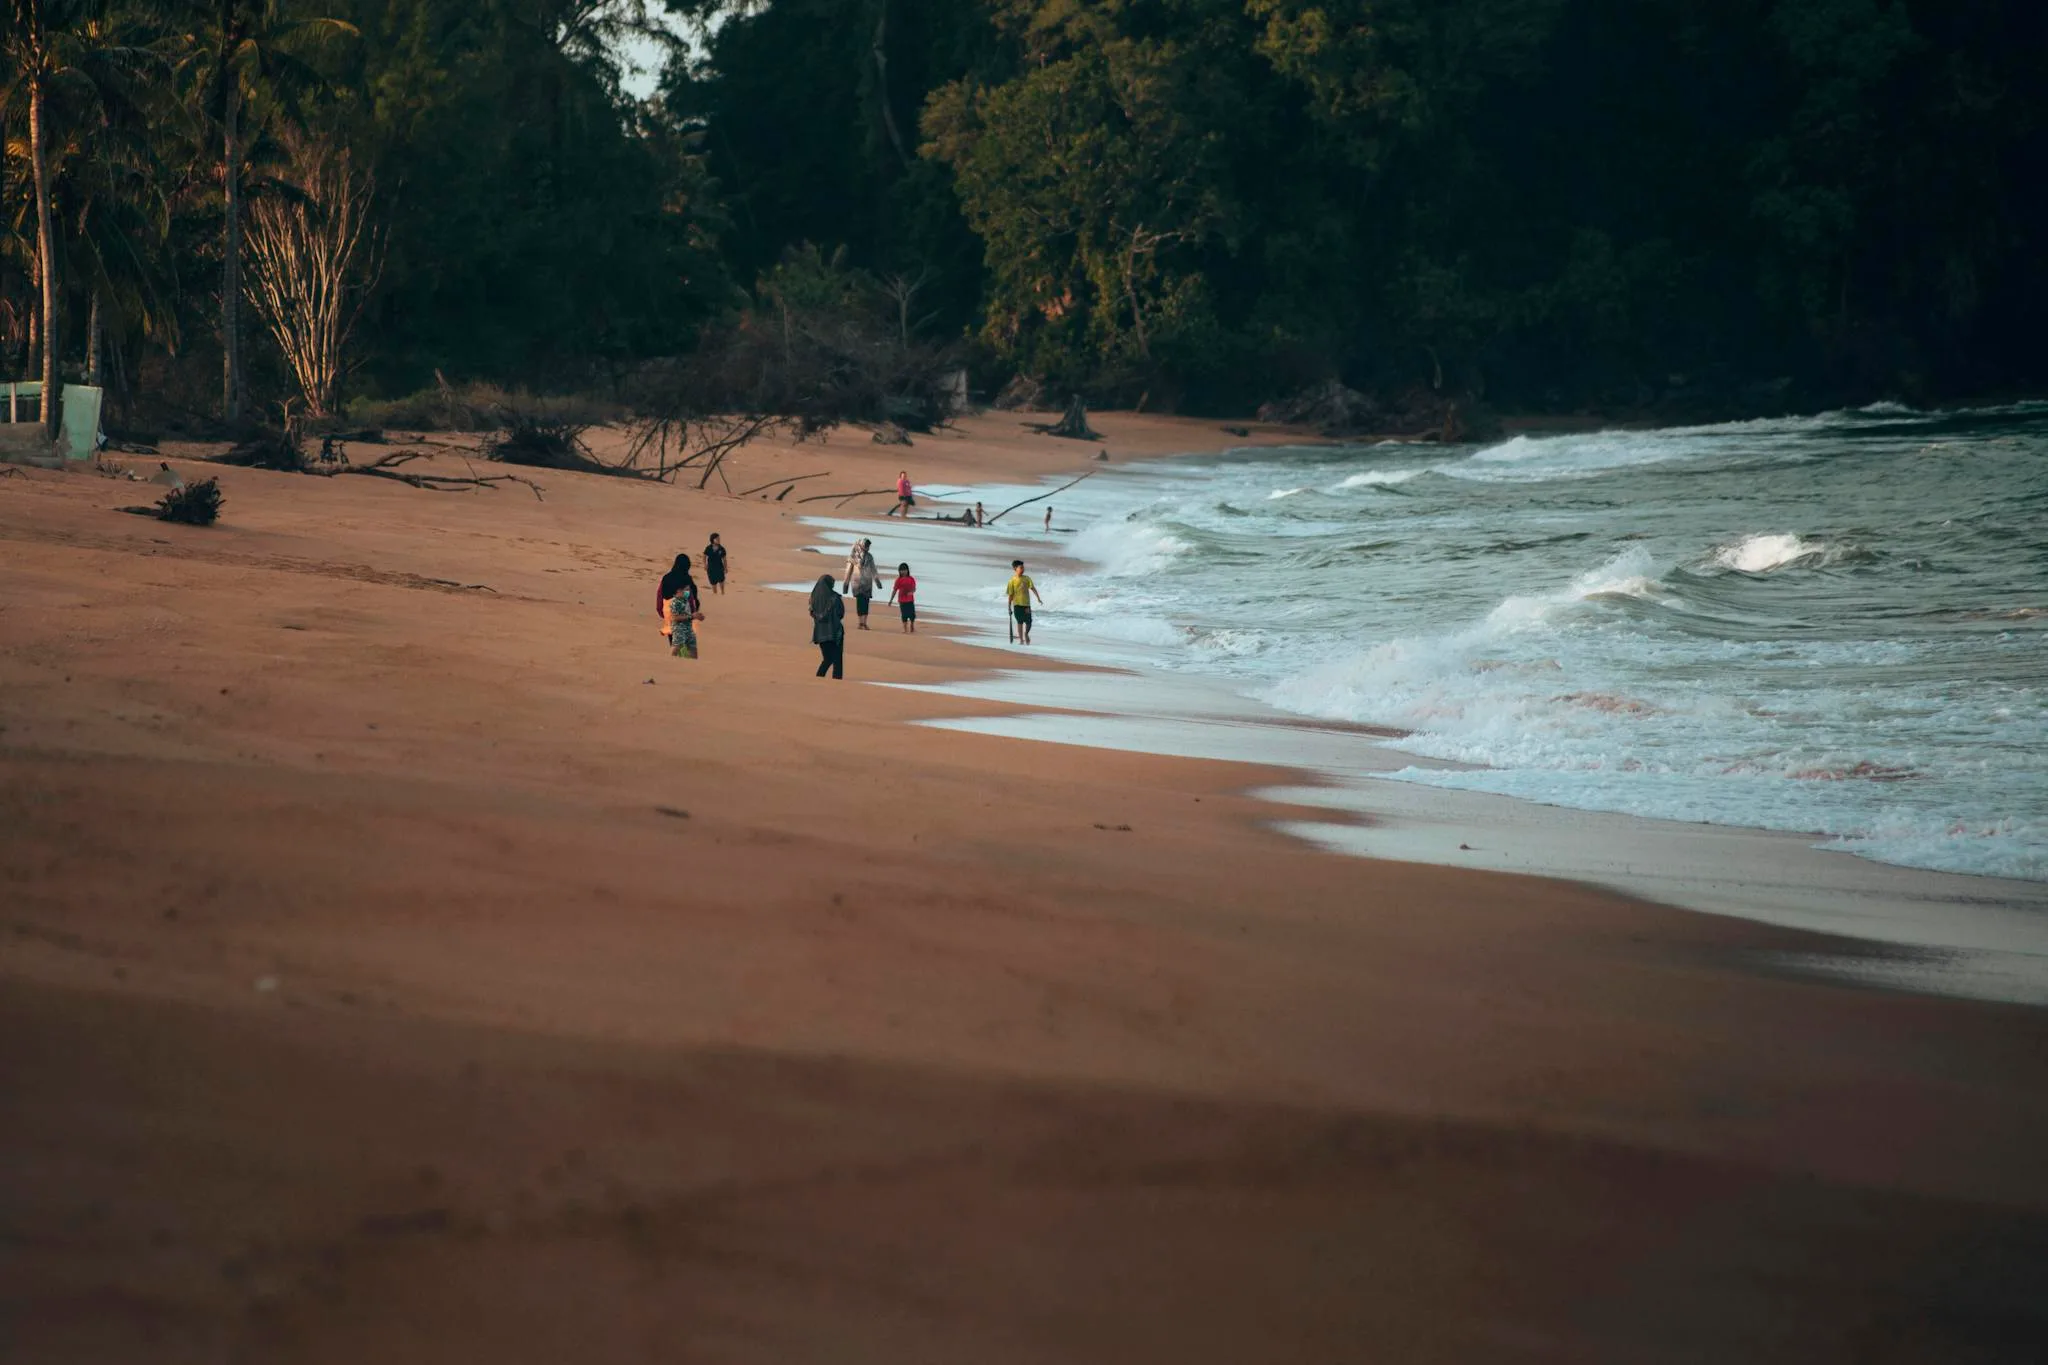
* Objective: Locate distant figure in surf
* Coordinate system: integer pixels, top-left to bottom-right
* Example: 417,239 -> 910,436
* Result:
702,533 -> 728,595
1044,506 -> 1053,533
890,562 -> 918,633
843,538 -> 878,629
888,470 -> 915,517
655,553 -> 704,659
975,501 -> 987,527
809,574 -> 846,679
1006,559 -> 1043,645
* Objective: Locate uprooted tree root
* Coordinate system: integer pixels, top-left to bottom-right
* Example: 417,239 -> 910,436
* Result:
212,419 -> 546,499
329,450 -> 545,499
120,477 -> 227,524
158,478 -> 226,524
478,411 -> 659,482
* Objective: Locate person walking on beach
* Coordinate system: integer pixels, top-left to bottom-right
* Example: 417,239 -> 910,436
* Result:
843,538 -> 879,629
889,562 -> 918,633
1007,559 -> 1043,645
656,553 -> 705,659
974,501 -> 986,527
702,533 -> 728,595
809,574 -> 846,678
1043,506 -> 1053,533
887,470 -> 915,517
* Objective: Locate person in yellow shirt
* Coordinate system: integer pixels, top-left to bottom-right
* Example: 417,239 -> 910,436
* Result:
1006,559 -> 1044,645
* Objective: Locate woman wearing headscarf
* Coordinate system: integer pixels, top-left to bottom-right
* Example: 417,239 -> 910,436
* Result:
842,537 -> 879,629
809,573 -> 846,679
655,554 -> 704,658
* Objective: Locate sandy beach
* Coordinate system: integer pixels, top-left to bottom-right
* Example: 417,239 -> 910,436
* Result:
4,412 -> 2047,1363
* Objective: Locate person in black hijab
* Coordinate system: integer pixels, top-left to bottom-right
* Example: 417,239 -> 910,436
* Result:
809,573 -> 845,679
656,554 -> 692,614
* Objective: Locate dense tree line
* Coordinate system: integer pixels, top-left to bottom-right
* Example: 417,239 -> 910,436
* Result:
7,0 -> 2046,434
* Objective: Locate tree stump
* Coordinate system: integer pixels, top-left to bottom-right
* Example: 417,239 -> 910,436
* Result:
1046,395 -> 1101,441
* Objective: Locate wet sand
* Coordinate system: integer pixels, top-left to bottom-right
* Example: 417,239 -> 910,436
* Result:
3,412 -> 2047,1362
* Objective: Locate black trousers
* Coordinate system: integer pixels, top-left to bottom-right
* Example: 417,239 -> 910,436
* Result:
815,639 -> 844,678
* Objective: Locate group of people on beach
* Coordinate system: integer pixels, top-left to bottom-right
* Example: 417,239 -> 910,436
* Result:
809,538 -> 1041,676
885,470 -> 1056,534
652,505 -> 1048,678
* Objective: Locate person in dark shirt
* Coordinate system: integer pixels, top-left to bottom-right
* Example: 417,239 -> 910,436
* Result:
702,533 -> 729,594
809,574 -> 846,679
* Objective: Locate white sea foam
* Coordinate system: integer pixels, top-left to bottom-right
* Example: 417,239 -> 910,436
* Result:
1711,532 -> 1826,574
1486,546 -> 1666,628
1335,467 -> 1424,489
1065,517 -> 1190,577
1445,410 -> 1865,484
1012,404 -> 2047,883
1449,431 -> 1708,483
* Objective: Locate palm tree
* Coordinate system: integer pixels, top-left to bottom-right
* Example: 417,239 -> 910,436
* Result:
2,0 -> 158,440
4,0 -> 76,440
181,0 -> 352,424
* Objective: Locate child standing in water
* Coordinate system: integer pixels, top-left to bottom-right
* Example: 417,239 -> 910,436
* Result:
702,533 -> 728,594
655,554 -> 705,658
890,562 -> 918,633
1006,559 -> 1043,645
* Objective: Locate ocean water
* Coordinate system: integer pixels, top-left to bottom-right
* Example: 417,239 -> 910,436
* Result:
947,403 -> 2048,882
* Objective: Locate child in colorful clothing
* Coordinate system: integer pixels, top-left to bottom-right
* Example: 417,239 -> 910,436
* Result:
889,562 -> 918,633
655,554 -> 705,658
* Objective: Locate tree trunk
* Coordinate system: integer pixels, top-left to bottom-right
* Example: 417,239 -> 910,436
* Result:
29,73 -> 61,442
870,2 -> 912,170
221,87 -> 243,424
87,293 -> 103,385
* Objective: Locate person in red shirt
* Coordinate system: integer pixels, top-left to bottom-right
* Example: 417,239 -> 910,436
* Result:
888,470 -> 914,517
889,562 -> 918,633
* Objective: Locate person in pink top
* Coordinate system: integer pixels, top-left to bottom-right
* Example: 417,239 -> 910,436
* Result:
889,562 -> 918,633
887,469 -> 915,516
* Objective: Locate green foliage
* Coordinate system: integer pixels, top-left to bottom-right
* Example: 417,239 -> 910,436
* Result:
924,21 -> 1238,398
6,0 -> 2048,422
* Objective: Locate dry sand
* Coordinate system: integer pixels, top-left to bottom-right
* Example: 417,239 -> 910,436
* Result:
3,412 -> 2046,1363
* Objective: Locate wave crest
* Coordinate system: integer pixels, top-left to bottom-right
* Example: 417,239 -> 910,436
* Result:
1709,533 -> 1827,574
1066,517 -> 1191,577
1335,467 -> 1424,489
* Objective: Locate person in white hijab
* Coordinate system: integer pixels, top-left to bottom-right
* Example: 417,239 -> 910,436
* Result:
842,537 -> 879,630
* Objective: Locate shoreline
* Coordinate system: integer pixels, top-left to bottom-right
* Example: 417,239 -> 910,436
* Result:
827,452 -> 2048,1005
5,410 -> 2048,1361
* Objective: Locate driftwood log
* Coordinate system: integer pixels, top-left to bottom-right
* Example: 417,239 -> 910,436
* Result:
985,470 -> 1096,525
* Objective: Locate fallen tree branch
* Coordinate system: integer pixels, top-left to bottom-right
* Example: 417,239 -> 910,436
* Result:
985,470 -> 1096,525
796,486 -> 894,505
327,450 -> 545,500
735,470 -> 832,498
